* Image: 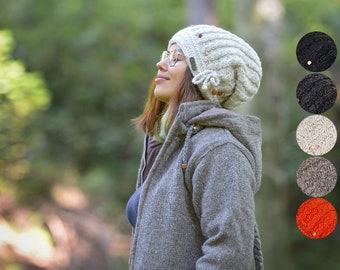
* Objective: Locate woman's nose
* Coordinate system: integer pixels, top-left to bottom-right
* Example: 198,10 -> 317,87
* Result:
156,59 -> 168,70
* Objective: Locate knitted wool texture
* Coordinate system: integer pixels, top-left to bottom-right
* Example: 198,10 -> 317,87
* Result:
296,157 -> 337,197
296,115 -> 337,156
168,24 -> 262,109
296,73 -> 337,114
296,198 -> 337,239
296,31 -> 337,72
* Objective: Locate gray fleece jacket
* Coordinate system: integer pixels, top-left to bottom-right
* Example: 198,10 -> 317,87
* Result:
129,100 -> 263,270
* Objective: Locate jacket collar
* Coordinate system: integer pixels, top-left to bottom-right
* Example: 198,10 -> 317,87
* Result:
172,100 -> 222,137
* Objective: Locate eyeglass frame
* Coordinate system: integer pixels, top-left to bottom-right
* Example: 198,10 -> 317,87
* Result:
160,49 -> 185,67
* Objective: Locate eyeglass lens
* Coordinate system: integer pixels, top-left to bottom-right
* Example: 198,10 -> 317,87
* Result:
160,50 -> 180,67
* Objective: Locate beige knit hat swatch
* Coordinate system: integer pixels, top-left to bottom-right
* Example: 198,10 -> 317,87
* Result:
296,157 -> 337,197
168,24 -> 262,109
296,115 -> 337,156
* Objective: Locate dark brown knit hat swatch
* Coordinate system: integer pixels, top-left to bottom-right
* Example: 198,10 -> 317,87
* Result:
297,157 -> 337,197
296,73 -> 337,114
296,31 -> 337,72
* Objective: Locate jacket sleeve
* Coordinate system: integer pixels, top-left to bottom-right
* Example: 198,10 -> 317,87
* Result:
191,142 -> 256,270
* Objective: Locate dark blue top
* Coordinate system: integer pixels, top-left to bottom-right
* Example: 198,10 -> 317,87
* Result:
126,184 -> 143,228
126,136 -> 162,228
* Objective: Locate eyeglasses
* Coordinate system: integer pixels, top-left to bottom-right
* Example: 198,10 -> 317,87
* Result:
160,50 -> 185,67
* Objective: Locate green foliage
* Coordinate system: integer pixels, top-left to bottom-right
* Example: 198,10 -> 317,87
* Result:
0,0 -> 187,213
0,29 -> 50,192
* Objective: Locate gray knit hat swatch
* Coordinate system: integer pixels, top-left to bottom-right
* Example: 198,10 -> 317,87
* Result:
296,115 -> 337,156
296,157 -> 337,197
168,25 -> 262,109
296,31 -> 337,72
296,73 -> 337,114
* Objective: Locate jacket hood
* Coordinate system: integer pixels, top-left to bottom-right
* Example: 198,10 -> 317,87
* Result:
174,100 -> 262,192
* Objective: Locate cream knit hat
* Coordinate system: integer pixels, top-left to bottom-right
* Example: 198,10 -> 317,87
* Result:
168,24 -> 262,109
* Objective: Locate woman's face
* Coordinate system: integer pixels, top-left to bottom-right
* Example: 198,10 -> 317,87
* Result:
154,44 -> 187,103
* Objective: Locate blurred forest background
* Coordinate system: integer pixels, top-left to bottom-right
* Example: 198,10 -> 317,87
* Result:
0,0 -> 340,269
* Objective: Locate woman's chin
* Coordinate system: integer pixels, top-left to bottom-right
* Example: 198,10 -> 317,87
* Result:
154,88 -> 169,103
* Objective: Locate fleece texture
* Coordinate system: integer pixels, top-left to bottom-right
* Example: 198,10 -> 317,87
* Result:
129,100 -> 263,270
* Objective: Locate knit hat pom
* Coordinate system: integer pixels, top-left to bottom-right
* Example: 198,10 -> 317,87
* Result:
168,25 -> 262,109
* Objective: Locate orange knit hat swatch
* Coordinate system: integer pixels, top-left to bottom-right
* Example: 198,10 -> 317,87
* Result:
296,198 -> 337,239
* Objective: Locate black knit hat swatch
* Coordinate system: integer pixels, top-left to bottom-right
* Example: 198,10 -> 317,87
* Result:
296,31 -> 337,72
296,157 -> 337,197
296,73 -> 337,114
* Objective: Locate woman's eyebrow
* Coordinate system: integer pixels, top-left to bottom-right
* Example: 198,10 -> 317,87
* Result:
169,48 -> 184,54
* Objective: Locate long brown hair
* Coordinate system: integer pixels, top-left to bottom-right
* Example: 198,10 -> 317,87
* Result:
133,68 -> 203,137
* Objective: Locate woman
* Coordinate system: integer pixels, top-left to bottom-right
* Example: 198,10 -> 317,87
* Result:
127,24 -> 264,270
